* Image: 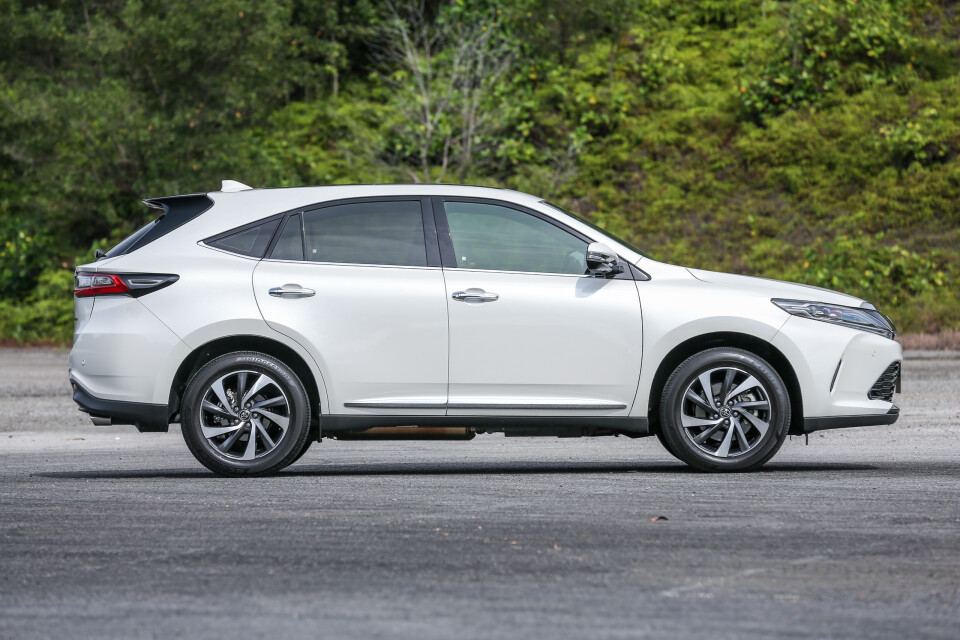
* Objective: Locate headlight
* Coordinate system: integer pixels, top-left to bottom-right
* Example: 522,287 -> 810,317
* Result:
772,299 -> 896,339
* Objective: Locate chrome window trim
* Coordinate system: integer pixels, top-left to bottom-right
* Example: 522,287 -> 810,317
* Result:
196,241 -> 261,260
260,257 -> 442,271
441,266 -> 592,279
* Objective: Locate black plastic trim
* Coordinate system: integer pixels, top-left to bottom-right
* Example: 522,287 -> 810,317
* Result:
802,405 -> 899,433
419,196 -> 442,268
71,380 -> 169,432
628,263 -> 651,281
867,361 -> 901,402
320,415 -> 649,437
829,359 -> 842,392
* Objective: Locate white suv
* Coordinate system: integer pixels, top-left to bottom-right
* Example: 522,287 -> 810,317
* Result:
70,181 -> 901,475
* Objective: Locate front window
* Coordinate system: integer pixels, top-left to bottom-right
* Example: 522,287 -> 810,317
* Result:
443,201 -> 588,275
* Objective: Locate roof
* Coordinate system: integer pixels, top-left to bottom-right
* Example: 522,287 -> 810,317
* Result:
208,180 -> 543,210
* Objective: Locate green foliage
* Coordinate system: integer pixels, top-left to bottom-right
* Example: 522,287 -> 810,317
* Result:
1,0 -> 959,342
0,268 -> 74,344
739,0 -> 948,120
692,0 -> 755,27
0,228 -> 53,297
782,234 -> 950,309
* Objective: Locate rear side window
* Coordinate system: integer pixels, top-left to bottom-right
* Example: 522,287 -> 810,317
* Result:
206,218 -> 281,257
297,201 -> 426,267
270,214 -> 304,261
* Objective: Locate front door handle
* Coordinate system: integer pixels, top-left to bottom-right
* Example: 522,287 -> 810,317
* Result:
269,284 -> 316,298
451,288 -> 499,302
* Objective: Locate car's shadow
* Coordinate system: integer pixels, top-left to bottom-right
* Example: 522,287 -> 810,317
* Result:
37,459 -> 886,480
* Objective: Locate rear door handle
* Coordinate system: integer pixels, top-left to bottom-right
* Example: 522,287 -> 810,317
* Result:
269,284 -> 316,298
451,288 -> 499,302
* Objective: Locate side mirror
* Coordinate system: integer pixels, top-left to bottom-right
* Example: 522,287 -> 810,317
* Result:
586,242 -> 624,278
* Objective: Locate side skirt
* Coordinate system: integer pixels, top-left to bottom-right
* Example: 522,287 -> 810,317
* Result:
320,415 -> 650,439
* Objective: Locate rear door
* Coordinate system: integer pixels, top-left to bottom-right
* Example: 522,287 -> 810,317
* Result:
435,198 -> 643,416
253,197 -> 448,416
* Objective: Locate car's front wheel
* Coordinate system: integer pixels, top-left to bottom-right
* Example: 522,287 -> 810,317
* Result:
658,347 -> 790,472
181,351 -> 311,476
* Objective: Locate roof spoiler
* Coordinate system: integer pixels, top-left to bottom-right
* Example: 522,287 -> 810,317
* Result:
128,193 -> 214,254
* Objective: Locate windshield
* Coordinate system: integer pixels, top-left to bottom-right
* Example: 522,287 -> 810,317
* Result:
540,201 -> 653,260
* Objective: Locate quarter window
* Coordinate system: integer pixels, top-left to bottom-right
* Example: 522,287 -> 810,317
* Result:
300,201 -> 427,267
443,201 -> 588,275
206,218 -> 280,258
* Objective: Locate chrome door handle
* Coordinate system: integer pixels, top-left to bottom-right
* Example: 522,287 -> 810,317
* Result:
269,284 -> 316,298
451,288 -> 499,302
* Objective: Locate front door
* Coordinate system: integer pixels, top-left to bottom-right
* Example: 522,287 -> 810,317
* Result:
253,198 -> 448,415
437,199 -> 643,416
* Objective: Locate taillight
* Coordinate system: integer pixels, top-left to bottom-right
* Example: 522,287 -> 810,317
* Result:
74,272 -> 179,298
75,273 -> 129,297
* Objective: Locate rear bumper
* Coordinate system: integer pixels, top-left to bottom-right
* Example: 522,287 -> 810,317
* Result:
803,405 -> 900,433
71,380 -> 169,432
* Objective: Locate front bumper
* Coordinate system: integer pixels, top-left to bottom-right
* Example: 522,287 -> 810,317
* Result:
803,405 -> 900,433
772,317 -> 903,421
71,379 -> 169,432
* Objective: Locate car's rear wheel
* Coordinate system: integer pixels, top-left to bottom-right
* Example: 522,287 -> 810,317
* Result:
181,351 -> 311,476
658,347 -> 790,472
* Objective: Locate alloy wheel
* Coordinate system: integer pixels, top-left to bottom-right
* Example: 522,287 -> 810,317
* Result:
198,370 -> 290,460
679,366 -> 772,459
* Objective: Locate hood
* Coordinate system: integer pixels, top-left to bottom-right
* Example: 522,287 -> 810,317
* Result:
686,268 -> 865,306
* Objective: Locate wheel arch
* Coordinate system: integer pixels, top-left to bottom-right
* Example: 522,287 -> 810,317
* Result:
646,332 -> 804,436
168,335 -> 323,430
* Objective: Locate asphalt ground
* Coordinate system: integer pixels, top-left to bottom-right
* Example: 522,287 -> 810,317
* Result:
0,349 -> 958,639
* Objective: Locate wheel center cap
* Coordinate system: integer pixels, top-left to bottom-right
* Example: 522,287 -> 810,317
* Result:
239,410 -> 251,421
719,406 -> 732,418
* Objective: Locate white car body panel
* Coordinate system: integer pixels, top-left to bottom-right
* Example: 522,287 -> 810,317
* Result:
70,296 -> 190,404
442,269 -> 642,416
772,317 -> 902,416
628,260 -> 791,417
77,243 -> 329,407
253,260 -> 448,415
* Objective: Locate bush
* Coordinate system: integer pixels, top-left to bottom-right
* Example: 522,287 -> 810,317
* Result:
0,228 -> 54,297
739,0 -> 943,120
779,233 -> 951,314
0,268 -> 74,345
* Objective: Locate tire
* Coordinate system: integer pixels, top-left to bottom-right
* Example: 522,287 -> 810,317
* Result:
290,438 -> 313,464
658,347 -> 790,472
181,351 -> 311,476
655,429 -> 679,460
